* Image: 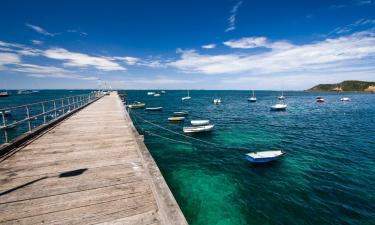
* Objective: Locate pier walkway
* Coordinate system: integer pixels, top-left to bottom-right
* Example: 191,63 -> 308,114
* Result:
0,92 -> 187,225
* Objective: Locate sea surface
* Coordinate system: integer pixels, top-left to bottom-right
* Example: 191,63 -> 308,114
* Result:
1,90 -> 375,225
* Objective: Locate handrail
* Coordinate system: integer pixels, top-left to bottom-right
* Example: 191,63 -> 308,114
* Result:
0,91 -> 105,144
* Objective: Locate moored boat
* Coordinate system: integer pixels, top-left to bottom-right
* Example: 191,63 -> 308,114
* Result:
248,90 -> 257,102
146,107 -> 163,111
245,150 -> 285,163
316,97 -> 325,103
271,103 -> 287,111
17,90 -> 33,95
182,90 -> 191,101
213,98 -> 221,104
168,116 -> 185,122
127,102 -> 146,108
161,90 -> 166,94
340,97 -> 351,101
191,120 -> 210,126
183,124 -> 214,133
147,91 -> 155,95
154,93 -> 161,97
278,91 -> 285,100
173,111 -> 188,116
0,91 -> 9,97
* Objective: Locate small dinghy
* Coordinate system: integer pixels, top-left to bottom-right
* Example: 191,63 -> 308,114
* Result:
154,93 -> 161,97
191,120 -> 210,126
340,97 -> 351,102
183,124 -> 214,133
127,102 -> 146,108
168,116 -> 185,122
173,111 -> 188,116
271,103 -> 287,111
146,107 -> 163,111
316,97 -> 325,103
245,150 -> 285,163
213,98 -> 221,104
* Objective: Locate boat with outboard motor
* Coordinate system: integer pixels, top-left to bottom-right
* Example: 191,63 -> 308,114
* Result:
183,124 -> 214,133
245,150 -> 285,163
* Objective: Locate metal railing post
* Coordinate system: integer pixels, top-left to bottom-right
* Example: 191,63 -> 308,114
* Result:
26,106 -> 31,132
62,99 -> 65,114
53,100 -> 57,118
42,103 -> 46,124
1,111 -> 8,143
68,98 -> 71,111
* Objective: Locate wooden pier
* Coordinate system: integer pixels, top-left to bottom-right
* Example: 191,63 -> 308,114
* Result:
0,92 -> 187,225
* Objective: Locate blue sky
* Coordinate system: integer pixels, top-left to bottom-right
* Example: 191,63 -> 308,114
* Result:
0,0 -> 375,90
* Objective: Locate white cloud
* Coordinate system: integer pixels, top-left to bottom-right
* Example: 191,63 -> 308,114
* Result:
67,29 -> 88,36
223,37 -> 294,50
169,30 -> 375,76
112,56 -> 139,65
201,44 -> 216,49
26,23 -> 57,36
31,40 -> 43,45
225,1 -> 242,32
44,48 -> 126,71
0,53 -> 21,65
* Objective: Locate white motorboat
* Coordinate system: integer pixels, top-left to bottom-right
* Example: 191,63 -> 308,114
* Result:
161,90 -> 166,94
213,98 -> 221,104
0,91 -> 9,97
183,124 -> 214,133
271,103 -> 287,111
191,120 -> 210,126
146,107 -> 163,111
316,97 -> 325,103
154,93 -> 161,97
173,111 -> 188,116
248,90 -> 256,102
168,116 -> 185,122
147,91 -> 155,95
340,97 -> 351,101
245,150 -> 285,163
182,90 -> 191,101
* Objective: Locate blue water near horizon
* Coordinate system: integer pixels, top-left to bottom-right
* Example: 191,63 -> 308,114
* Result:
1,90 -> 375,225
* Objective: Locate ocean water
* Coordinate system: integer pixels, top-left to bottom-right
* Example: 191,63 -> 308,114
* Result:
1,90 -> 375,225
126,90 -> 375,225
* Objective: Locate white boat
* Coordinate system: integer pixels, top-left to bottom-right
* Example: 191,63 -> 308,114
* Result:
0,91 -> 9,97
146,107 -> 163,111
191,120 -> 210,126
168,116 -> 185,122
245,150 -> 285,163
154,93 -> 161,97
147,92 -> 155,95
182,90 -> 191,101
17,90 -> 33,95
340,97 -> 351,101
173,111 -> 188,116
183,124 -> 214,133
213,98 -> 221,104
278,91 -> 285,100
248,90 -> 256,102
161,90 -> 166,94
271,103 -> 287,111
316,97 -> 325,103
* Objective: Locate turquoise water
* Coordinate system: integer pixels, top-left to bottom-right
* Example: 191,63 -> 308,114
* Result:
126,90 -> 375,225
1,90 -> 375,225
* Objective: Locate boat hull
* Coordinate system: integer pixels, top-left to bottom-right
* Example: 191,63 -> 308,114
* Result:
191,120 -> 210,126
245,155 -> 281,163
146,107 -> 163,111
183,125 -> 214,133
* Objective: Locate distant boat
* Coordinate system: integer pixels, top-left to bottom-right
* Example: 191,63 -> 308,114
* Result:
245,150 -> 285,163
161,90 -> 166,94
213,98 -> 221,104
183,124 -> 214,133
127,102 -> 146,108
154,93 -> 161,97
168,116 -> 185,122
278,91 -> 285,100
191,120 -> 210,126
17,90 -> 32,95
340,97 -> 351,102
316,97 -> 325,103
0,91 -> 9,97
271,102 -> 287,111
182,90 -> 191,101
147,91 -> 155,95
248,90 -> 256,102
173,111 -> 188,116
146,107 -> 163,111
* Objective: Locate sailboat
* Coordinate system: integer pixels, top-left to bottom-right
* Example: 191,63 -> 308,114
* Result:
278,91 -> 285,100
248,90 -> 257,102
182,90 -> 191,101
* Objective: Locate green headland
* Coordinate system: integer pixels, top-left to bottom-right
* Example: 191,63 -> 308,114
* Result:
306,80 -> 375,92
